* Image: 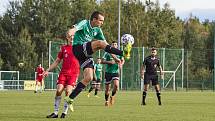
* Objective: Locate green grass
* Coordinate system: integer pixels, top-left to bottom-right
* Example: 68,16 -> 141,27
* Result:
0,91 -> 215,121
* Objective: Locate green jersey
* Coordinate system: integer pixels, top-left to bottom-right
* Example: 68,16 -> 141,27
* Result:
94,64 -> 103,80
73,20 -> 106,45
103,52 -> 121,74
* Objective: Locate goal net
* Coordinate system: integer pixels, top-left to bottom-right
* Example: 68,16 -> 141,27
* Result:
0,71 -> 20,90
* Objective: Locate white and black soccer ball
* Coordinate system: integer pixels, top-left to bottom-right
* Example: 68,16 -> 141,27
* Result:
121,34 -> 134,45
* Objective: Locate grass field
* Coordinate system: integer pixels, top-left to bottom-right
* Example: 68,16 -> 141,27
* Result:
0,91 -> 215,121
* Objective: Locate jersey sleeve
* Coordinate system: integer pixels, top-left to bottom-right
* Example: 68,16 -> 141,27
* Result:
57,46 -> 63,59
157,58 -> 161,67
74,20 -> 88,31
102,52 -> 108,60
94,28 -> 106,41
94,64 -> 97,70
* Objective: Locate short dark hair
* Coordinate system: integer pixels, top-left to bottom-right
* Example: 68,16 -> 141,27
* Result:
112,41 -> 117,44
151,47 -> 157,51
90,11 -> 104,21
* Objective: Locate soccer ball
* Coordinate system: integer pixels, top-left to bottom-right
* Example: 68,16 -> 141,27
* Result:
121,34 -> 134,45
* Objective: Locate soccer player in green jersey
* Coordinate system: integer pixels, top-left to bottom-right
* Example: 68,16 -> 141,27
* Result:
87,58 -> 103,98
65,11 -> 131,111
102,41 -> 124,106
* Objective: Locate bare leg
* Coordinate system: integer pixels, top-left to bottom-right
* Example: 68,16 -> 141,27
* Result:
105,84 -> 111,106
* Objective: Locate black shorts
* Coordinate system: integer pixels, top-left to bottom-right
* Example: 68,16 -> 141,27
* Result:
72,42 -> 94,69
144,74 -> 159,86
105,72 -> 119,84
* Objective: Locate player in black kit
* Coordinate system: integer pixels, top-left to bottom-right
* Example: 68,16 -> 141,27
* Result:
140,48 -> 164,105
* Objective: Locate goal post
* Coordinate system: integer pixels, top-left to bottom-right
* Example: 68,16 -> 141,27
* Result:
0,71 -> 20,90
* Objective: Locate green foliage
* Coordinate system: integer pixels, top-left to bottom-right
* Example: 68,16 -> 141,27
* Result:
0,54 -> 3,69
0,0 -> 214,84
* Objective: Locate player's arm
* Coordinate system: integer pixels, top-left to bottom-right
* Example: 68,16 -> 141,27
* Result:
118,57 -> 125,69
101,58 -> 115,65
100,71 -> 102,81
158,65 -> 164,80
157,59 -> 164,79
40,67 -> 45,77
140,64 -> 145,79
101,53 -> 115,65
111,54 -> 121,63
93,66 -> 97,80
68,20 -> 88,37
43,58 -> 61,77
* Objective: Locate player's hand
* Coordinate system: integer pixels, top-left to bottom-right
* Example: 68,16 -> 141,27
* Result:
109,60 -> 116,65
141,74 -> 144,80
161,74 -> 164,80
43,71 -> 49,77
118,61 -> 123,69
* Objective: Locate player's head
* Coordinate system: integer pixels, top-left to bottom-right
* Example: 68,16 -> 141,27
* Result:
90,11 -> 104,27
66,32 -> 74,44
111,41 -> 118,48
151,47 -> 157,57
97,58 -> 101,64
38,64 -> 42,67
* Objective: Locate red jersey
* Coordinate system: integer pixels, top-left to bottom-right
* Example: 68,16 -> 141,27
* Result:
36,66 -> 44,81
57,45 -> 80,75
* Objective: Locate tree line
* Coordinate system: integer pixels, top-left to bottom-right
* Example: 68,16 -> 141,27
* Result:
0,0 -> 214,81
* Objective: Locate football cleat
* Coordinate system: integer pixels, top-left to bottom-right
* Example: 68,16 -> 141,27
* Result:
141,101 -> 146,106
123,42 -> 132,60
105,101 -> 109,107
110,96 -> 115,106
94,95 -> 100,98
87,93 -> 90,98
46,113 -> 58,118
64,96 -> 74,112
60,113 -> 66,118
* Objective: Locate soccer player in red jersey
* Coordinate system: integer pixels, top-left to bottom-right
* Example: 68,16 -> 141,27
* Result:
44,33 -> 80,118
35,64 -> 44,93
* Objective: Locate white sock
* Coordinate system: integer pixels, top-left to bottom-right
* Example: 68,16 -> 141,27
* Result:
63,101 -> 69,114
40,85 -> 43,92
54,96 -> 61,115
35,85 -> 38,91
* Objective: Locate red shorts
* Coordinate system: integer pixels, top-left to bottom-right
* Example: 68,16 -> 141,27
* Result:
57,73 -> 78,87
36,77 -> 43,82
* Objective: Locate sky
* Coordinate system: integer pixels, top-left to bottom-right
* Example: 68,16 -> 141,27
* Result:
158,0 -> 215,21
0,0 -> 215,21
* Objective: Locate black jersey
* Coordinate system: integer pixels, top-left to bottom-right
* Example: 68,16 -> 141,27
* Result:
143,56 -> 161,75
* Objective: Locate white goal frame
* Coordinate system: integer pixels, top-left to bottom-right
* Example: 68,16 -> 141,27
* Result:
0,71 -> 20,90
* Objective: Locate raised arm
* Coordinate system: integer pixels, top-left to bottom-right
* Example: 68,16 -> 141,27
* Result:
101,58 -> 115,65
43,58 -> 61,77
